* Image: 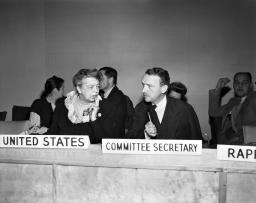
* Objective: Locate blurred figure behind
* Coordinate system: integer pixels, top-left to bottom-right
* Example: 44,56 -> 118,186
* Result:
169,82 -> 187,102
209,72 -> 256,145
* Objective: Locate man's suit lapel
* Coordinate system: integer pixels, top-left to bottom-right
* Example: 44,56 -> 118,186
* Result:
221,97 -> 241,126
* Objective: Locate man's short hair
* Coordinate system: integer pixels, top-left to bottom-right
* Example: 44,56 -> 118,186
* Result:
145,67 -> 170,87
99,67 -> 117,85
233,72 -> 252,82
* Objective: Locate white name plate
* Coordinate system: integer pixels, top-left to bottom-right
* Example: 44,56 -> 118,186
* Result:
102,139 -> 202,155
0,135 -> 90,149
217,145 -> 256,162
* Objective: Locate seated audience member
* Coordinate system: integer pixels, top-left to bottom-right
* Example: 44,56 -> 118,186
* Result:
99,67 -> 134,135
209,72 -> 256,145
127,67 -> 202,140
169,82 -> 188,102
47,69 -> 122,143
28,76 -> 64,134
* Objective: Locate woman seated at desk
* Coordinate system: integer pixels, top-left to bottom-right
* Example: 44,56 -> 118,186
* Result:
28,75 -> 64,134
47,68 -> 117,144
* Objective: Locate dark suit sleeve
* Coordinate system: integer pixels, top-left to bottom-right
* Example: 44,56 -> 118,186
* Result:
126,101 -> 148,139
175,105 -> 202,140
209,89 -> 227,117
209,88 -> 240,118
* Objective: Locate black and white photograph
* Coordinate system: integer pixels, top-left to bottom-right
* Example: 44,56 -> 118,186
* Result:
0,0 -> 256,202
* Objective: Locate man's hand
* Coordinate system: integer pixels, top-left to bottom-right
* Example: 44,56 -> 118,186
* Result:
216,77 -> 230,89
145,121 -> 157,137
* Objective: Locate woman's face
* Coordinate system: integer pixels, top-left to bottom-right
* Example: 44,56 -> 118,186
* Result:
58,83 -> 65,98
52,83 -> 64,99
77,77 -> 100,103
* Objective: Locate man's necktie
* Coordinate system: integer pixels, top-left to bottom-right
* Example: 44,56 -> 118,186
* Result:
149,104 -> 160,127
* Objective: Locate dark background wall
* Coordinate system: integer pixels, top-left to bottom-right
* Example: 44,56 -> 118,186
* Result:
0,0 -> 255,136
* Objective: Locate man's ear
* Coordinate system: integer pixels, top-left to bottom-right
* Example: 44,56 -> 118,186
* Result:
250,82 -> 254,91
160,84 -> 168,94
109,77 -> 114,85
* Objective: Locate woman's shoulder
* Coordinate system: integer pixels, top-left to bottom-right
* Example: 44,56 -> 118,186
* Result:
31,98 -> 48,107
55,97 -> 67,108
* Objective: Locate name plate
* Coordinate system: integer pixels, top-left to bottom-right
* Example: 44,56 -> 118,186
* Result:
102,139 -> 202,155
0,135 -> 90,149
217,145 -> 256,162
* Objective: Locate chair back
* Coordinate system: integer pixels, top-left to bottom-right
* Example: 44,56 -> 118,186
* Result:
0,111 -> 7,121
12,106 -> 31,121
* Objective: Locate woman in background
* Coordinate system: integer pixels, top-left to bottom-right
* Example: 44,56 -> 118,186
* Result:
47,69 -> 106,143
28,75 -> 64,134
169,82 -> 188,102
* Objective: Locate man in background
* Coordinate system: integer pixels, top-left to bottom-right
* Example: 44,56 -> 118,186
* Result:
99,67 -> 134,137
127,67 -> 202,140
209,72 -> 256,145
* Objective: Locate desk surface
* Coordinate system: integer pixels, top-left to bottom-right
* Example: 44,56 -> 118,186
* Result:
0,145 -> 255,173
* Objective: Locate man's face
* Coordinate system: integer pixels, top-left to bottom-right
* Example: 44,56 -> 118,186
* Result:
233,74 -> 252,97
142,74 -> 167,104
99,70 -> 110,91
77,77 -> 100,103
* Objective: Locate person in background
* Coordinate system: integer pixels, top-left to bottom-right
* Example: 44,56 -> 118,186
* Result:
28,75 -> 64,134
99,67 -> 134,136
127,67 -> 202,140
169,81 -> 187,102
209,72 -> 256,145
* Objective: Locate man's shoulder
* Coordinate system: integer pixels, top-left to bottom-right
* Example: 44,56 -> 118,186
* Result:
107,86 -> 123,98
111,86 -> 125,96
108,86 -> 127,103
245,91 -> 256,105
248,91 -> 256,99
134,100 -> 150,112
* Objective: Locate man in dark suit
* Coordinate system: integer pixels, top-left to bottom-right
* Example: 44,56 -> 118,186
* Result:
209,72 -> 256,145
99,67 -> 134,138
127,67 -> 202,140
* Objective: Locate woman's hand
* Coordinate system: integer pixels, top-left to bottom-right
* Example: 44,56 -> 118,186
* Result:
28,126 -> 48,134
89,105 -> 100,121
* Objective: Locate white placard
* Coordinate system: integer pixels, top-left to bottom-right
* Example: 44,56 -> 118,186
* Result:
217,144 -> 256,162
102,139 -> 202,155
0,135 -> 90,149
